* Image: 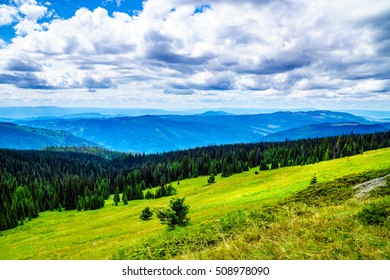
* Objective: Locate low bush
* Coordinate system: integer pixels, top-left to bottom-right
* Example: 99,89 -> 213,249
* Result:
356,197 -> 390,225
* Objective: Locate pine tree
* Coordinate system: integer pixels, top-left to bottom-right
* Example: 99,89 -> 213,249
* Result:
140,207 -> 153,220
135,184 -> 143,200
310,174 -> 318,185
113,187 -> 120,206
259,161 -> 268,171
77,196 -> 84,211
156,197 -> 190,229
122,191 -> 128,205
208,174 -> 215,184
155,187 -> 162,199
144,189 -> 154,199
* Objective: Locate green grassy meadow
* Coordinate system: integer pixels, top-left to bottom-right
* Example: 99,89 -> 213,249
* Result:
1,147 -> 390,260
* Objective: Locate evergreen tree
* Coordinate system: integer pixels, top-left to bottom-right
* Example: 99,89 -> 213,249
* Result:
259,161 -> 268,171
77,196 -> 84,211
122,191 -> 128,205
135,184 -> 143,200
208,174 -> 216,184
156,197 -> 190,229
165,184 -> 176,196
310,174 -> 318,185
144,189 -> 154,199
140,207 -> 153,220
113,187 -> 120,206
155,187 -> 162,199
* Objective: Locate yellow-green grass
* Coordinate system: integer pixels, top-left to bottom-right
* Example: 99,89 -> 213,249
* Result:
179,199 -> 390,260
1,148 -> 390,259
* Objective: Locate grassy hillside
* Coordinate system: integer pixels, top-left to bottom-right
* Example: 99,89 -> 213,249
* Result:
1,148 -> 389,259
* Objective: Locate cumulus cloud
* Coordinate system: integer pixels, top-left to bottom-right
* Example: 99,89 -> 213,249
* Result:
0,0 -> 389,109
0,4 -> 19,25
0,0 -> 48,35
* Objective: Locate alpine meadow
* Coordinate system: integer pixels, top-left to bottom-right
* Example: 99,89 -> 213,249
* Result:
1,0 -> 390,267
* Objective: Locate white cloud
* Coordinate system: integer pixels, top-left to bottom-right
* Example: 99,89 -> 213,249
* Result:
0,4 -> 19,25
0,0 -> 389,109
1,0 -> 48,35
103,0 -> 125,8
19,3 -> 47,20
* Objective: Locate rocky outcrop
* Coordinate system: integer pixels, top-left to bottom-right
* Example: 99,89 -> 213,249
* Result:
354,174 -> 390,199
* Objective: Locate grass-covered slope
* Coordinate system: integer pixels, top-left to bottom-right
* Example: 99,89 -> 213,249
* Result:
0,148 -> 389,259
180,174 -> 390,260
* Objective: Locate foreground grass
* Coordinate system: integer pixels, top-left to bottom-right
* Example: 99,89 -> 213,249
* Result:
178,198 -> 390,260
121,168 -> 390,260
1,148 -> 390,259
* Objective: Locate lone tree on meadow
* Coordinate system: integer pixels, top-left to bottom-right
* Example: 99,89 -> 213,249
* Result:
310,174 -> 318,185
155,197 -> 190,229
208,174 -> 216,184
140,207 -> 153,220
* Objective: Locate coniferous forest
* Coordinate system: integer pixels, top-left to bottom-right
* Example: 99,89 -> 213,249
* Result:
1,131 -> 389,231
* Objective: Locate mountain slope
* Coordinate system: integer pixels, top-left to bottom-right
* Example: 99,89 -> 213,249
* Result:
0,122 -> 99,150
261,122 -> 390,142
15,110 -> 372,152
1,147 -> 389,259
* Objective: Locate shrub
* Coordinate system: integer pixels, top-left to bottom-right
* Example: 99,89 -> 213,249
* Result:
356,197 -> 390,225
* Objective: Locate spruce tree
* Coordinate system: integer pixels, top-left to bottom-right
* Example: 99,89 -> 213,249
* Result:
122,191 -> 128,205
156,197 -> 190,229
140,207 -> 153,220
310,174 -> 318,185
208,174 -> 215,184
113,187 -> 120,206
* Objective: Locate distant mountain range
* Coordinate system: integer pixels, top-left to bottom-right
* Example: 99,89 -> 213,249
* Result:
0,106 -> 175,119
0,122 -> 98,150
6,110 -> 387,153
2,106 -> 390,119
260,122 -> 390,142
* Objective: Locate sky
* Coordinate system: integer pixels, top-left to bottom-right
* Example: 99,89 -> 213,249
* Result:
0,0 -> 389,111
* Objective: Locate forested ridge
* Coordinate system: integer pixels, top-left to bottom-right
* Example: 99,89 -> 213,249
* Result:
1,131 -> 389,231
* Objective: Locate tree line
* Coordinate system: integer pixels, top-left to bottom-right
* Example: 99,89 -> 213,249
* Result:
1,131 -> 389,231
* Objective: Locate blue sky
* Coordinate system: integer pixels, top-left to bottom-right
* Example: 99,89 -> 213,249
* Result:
0,0 -> 389,110
0,0 -> 144,42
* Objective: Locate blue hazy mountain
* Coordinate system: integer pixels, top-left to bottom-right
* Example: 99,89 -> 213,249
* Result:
260,122 -> 390,142
13,110 -> 374,153
0,122 -> 98,150
0,106 -> 176,119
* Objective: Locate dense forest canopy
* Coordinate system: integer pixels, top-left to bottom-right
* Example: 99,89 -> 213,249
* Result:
1,131 -> 390,231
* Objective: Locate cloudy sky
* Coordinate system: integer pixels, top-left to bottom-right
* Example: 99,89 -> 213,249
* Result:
0,0 -> 389,110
